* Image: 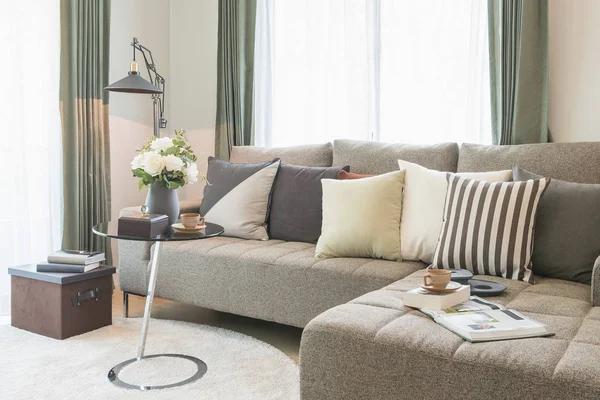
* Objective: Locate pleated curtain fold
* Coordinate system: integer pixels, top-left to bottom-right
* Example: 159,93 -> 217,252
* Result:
59,0 -> 112,262
215,0 -> 258,160
488,0 -> 548,145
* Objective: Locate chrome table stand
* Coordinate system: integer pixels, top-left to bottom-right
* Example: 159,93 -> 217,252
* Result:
107,242 -> 208,390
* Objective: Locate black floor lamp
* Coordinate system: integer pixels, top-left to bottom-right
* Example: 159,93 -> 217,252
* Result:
105,37 -> 167,138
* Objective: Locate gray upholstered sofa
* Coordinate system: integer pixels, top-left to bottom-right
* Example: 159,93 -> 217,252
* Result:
119,139 -> 600,400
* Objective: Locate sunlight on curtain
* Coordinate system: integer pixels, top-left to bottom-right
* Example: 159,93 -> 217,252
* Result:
0,1 -> 62,315
254,0 -> 371,147
255,0 -> 491,146
379,0 -> 491,144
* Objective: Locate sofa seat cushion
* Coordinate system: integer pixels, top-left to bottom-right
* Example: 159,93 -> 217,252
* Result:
301,269 -> 599,400
151,237 -> 426,328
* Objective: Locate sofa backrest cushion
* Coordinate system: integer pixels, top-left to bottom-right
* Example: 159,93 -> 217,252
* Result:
333,140 -> 459,174
230,143 -> 333,167
458,142 -> 600,184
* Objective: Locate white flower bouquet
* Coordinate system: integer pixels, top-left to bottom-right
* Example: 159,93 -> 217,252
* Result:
131,129 -> 205,190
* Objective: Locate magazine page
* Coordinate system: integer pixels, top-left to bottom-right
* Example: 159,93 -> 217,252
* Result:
436,309 -> 550,341
420,296 -> 505,319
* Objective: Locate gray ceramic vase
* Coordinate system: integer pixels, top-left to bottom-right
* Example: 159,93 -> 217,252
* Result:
145,182 -> 180,224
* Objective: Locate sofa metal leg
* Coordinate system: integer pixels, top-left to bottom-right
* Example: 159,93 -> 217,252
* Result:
123,292 -> 129,318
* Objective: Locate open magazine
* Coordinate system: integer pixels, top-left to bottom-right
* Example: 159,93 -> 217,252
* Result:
420,296 -> 554,343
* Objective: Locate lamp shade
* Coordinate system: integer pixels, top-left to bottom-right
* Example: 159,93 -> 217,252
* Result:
105,71 -> 163,94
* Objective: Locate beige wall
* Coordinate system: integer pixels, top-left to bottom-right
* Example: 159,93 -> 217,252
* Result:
109,0 -> 171,225
109,0 -> 218,261
170,0 -> 219,200
549,0 -> 600,142
109,0 -> 218,212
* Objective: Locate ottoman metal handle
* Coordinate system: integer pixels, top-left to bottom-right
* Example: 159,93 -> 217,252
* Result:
72,288 -> 101,306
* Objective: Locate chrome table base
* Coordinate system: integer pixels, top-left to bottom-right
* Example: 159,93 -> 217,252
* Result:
108,354 -> 207,390
108,242 -> 208,390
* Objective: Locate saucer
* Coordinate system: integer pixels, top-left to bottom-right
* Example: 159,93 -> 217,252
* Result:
172,223 -> 207,233
420,281 -> 462,293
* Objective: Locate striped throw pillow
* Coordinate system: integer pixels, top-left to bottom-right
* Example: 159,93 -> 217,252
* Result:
432,175 -> 550,283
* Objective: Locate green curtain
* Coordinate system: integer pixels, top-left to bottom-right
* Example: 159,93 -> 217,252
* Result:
488,0 -> 548,145
60,0 -> 112,262
215,0 -> 257,160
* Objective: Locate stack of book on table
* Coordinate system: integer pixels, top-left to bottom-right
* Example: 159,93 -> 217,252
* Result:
402,286 -> 553,342
37,250 -> 105,273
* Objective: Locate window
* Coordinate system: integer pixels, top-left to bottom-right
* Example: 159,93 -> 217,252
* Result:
254,0 -> 491,147
0,1 -> 62,315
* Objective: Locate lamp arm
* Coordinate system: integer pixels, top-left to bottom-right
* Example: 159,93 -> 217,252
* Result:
131,37 -> 167,128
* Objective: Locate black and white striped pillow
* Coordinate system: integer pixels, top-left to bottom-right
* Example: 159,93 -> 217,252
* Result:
432,175 -> 550,283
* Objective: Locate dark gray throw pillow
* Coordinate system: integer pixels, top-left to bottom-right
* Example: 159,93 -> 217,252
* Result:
268,164 -> 350,243
514,166 -> 600,284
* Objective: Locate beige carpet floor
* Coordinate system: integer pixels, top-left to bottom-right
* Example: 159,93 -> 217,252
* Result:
0,318 -> 299,399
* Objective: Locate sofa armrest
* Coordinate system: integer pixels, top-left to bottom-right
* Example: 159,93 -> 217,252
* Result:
593,255 -> 600,306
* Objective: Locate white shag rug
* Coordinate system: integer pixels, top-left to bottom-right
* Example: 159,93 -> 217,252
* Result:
0,318 -> 299,400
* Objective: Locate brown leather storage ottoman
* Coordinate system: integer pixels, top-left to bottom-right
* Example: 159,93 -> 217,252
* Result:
8,264 -> 116,339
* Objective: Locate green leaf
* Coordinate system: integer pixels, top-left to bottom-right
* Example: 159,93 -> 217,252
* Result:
132,168 -> 152,180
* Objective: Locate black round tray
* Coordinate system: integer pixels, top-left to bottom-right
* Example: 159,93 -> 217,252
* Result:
449,269 -> 507,296
449,269 -> 474,285
467,278 -> 507,297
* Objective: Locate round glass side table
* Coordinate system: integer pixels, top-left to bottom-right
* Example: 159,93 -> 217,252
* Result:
93,221 -> 224,390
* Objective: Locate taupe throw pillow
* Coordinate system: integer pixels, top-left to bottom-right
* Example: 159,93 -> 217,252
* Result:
268,164 -> 349,243
514,166 -> 600,284
432,175 -> 549,283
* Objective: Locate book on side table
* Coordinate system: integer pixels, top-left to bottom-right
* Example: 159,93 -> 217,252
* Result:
38,250 -> 106,273
47,250 -> 105,265
419,296 -> 554,343
37,262 -> 101,273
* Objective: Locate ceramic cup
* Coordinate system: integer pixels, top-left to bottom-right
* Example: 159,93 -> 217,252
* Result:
180,213 -> 201,228
423,269 -> 452,289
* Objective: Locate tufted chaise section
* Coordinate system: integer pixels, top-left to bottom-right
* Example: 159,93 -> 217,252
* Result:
300,269 -> 600,400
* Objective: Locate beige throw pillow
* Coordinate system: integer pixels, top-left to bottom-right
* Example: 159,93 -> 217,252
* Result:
315,170 -> 405,261
398,160 -> 512,263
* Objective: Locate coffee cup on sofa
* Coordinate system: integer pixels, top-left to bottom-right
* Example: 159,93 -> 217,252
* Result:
180,213 -> 201,228
423,269 -> 451,289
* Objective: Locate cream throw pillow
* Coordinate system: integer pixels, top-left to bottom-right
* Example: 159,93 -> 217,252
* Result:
398,160 -> 512,263
315,170 -> 405,261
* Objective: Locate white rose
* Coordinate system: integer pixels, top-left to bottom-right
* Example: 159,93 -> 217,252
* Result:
130,153 -> 145,170
150,137 -> 174,153
164,154 -> 184,172
183,163 -> 199,184
143,152 -> 165,176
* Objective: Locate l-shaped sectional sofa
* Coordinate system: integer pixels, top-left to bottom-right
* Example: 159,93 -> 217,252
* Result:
119,139 -> 600,399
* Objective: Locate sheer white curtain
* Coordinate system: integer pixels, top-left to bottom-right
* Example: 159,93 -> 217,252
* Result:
254,0 -> 372,147
0,1 -> 62,315
254,0 -> 491,146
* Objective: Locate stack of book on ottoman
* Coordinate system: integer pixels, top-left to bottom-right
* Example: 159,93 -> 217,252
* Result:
401,270 -> 552,342
36,250 -> 106,273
